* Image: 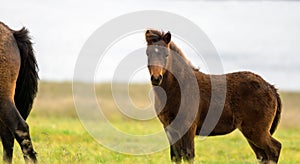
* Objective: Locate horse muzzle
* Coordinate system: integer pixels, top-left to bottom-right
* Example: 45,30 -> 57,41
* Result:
151,74 -> 163,86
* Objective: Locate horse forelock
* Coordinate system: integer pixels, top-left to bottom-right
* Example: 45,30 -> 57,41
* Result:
145,29 -> 166,44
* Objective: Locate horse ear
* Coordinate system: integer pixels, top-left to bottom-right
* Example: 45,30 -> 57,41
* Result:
163,31 -> 171,44
145,30 -> 151,43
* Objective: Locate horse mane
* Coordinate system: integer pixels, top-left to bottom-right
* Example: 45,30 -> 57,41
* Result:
146,29 -> 199,71
169,41 -> 199,71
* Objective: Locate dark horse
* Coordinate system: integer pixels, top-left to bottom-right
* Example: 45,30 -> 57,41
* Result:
0,22 -> 38,163
145,29 -> 281,164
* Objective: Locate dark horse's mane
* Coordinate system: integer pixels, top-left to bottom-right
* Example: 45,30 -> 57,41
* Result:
11,26 -> 39,120
146,29 -> 199,71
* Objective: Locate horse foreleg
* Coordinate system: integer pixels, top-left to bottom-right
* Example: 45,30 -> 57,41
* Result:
0,100 -> 37,163
165,128 -> 182,163
181,125 -> 196,163
170,143 -> 182,163
0,124 -> 14,164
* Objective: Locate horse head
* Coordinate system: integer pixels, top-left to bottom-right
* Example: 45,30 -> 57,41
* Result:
145,29 -> 171,86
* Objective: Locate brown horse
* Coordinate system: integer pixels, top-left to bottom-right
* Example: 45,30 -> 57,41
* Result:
145,29 -> 281,163
0,22 -> 38,163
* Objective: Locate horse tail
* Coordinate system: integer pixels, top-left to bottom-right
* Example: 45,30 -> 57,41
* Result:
270,85 -> 282,135
13,27 -> 39,120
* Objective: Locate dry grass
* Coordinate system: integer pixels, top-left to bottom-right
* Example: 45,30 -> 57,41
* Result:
33,81 -> 300,129
280,92 -> 300,129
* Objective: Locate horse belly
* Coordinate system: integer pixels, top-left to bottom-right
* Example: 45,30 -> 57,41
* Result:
196,108 -> 236,136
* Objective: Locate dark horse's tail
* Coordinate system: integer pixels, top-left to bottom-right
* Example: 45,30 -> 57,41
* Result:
13,27 -> 39,120
270,85 -> 282,135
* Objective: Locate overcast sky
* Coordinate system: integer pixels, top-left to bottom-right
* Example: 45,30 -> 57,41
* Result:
1,0 -> 300,90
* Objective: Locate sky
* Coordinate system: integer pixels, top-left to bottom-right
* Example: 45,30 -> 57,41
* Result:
1,0 -> 300,90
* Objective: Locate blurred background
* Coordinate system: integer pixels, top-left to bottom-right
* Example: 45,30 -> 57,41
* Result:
1,0 -> 300,90
1,0 -> 300,163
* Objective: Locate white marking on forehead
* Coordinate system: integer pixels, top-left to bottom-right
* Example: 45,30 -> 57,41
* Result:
154,48 -> 159,53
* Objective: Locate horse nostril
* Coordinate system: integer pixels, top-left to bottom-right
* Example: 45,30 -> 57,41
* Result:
151,75 -> 162,81
158,75 -> 162,81
151,75 -> 155,82
151,75 -> 163,85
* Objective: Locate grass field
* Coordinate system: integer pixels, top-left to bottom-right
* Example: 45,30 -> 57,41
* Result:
3,82 -> 300,163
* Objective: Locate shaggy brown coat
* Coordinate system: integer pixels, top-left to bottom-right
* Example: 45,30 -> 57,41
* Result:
146,29 -> 281,164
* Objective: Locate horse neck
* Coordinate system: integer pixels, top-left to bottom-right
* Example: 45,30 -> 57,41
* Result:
169,42 -> 194,67
161,42 -> 195,90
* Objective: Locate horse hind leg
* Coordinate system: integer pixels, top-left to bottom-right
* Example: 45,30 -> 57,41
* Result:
15,126 -> 37,163
241,126 -> 281,163
11,115 -> 37,163
247,140 -> 267,163
266,137 -> 281,164
0,125 -> 14,164
0,100 -> 37,163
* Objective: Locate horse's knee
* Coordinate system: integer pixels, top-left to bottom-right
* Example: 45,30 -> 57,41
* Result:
16,117 -> 29,131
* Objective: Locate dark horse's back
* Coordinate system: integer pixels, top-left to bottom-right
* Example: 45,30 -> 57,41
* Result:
0,22 -> 38,163
196,71 -> 281,136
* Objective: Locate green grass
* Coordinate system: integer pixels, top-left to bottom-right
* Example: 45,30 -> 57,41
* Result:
2,82 -> 300,163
